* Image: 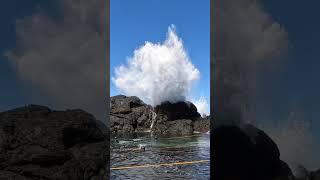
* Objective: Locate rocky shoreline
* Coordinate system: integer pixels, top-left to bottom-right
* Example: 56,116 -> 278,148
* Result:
0,105 -> 109,180
1,101 -> 319,180
110,95 -> 210,137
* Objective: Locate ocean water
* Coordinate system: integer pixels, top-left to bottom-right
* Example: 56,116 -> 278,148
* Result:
110,133 -> 210,180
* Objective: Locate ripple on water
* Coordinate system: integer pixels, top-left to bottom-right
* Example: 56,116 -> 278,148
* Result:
111,134 -> 210,179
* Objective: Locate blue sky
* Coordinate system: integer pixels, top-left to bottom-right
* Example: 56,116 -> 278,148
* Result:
110,0 -> 210,108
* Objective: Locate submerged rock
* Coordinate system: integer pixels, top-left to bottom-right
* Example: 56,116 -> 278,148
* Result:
0,105 -> 109,180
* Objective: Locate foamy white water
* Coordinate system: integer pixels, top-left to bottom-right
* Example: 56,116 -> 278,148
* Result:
112,25 -> 200,107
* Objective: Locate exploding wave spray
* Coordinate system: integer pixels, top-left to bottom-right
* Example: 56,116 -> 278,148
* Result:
193,96 -> 209,117
262,106 -> 319,171
215,0 -> 318,171
214,0 -> 288,125
5,0 -> 105,120
112,25 -> 200,107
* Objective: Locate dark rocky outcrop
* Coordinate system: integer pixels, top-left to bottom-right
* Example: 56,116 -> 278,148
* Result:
152,119 -> 193,137
110,95 -> 210,137
152,101 -> 208,137
212,123 -> 320,180
310,169 -> 320,180
0,105 -> 109,180
212,124 -> 294,180
154,101 -> 200,121
110,95 -> 153,134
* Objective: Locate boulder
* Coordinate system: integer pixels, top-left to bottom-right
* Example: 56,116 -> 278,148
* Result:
212,124 -> 294,180
154,101 -> 200,121
0,105 -> 109,180
110,95 -> 153,134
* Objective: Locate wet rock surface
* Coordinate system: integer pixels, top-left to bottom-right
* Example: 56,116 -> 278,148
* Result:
110,95 -> 210,137
0,105 -> 109,180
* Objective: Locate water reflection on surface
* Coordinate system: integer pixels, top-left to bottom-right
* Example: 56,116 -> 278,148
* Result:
111,133 -> 210,180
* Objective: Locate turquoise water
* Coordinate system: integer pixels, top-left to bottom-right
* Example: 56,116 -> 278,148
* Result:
110,133 -> 210,180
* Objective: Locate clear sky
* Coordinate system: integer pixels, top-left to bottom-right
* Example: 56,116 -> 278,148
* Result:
110,0 -> 210,110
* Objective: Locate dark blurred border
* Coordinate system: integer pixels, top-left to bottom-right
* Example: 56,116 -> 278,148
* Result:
210,0 -> 214,178
102,0 -> 110,177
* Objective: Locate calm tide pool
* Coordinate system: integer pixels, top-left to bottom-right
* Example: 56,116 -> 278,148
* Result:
110,133 -> 210,180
